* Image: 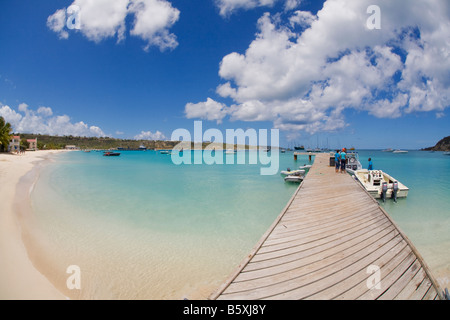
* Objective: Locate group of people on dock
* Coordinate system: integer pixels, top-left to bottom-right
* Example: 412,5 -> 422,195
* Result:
334,148 -> 347,173
335,148 -> 373,173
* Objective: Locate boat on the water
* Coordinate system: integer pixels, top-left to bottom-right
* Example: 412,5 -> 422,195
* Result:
353,169 -> 409,202
103,152 -> 120,157
443,151 -> 450,156
328,152 -> 362,174
345,152 -> 362,175
282,167 -> 305,183
284,175 -> 304,183
382,148 -> 393,152
393,150 -> 408,153
299,164 -> 312,170
159,150 -> 171,154
280,169 -> 305,176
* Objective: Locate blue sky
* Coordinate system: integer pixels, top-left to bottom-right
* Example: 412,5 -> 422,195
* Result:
0,0 -> 449,149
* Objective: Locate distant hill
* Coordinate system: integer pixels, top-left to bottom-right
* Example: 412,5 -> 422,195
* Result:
422,136 -> 450,151
15,133 -> 251,150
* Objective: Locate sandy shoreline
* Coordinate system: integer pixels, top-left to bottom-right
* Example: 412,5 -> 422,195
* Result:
0,150 -> 67,300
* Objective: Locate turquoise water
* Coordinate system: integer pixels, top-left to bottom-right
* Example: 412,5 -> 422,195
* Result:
30,150 -> 306,299
29,150 -> 450,299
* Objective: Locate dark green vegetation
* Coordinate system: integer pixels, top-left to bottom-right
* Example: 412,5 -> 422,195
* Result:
16,133 -> 239,150
17,133 -> 183,150
0,116 -> 13,152
423,136 -> 450,152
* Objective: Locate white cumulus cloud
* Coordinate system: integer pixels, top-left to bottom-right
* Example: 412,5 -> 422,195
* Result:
47,0 -> 180,51
215,0 -> 301,16
187,0 -> 450,135
134,130 -> 167,140
0,103 -> 106,137
185,98 -> 230,124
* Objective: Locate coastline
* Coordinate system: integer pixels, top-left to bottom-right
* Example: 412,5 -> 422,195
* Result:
0,150 -> 67,300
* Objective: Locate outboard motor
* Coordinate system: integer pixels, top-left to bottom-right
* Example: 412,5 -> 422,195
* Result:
392,181 -> 399,203
381,182 -> 388,203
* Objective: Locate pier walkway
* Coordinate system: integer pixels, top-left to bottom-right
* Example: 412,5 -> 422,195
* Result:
211,153 -> 444,300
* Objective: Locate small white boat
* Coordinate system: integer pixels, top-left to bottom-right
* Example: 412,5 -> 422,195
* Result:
284,175 -> 304,183
299,164 -> 312,170
345,153 -> 362,175
443,151 -> 450,156
281,169 -> 305,176
353,169 -> 409,202
393,150 -> 408,153
159,150 -> 171,154
225,149 -> 236,154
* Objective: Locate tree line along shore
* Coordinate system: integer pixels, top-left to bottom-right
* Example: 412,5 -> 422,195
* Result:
7,133 -> 253,151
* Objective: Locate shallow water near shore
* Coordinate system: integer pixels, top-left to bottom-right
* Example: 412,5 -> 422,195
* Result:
26,150 -> 450,298
28,150 -> 302,299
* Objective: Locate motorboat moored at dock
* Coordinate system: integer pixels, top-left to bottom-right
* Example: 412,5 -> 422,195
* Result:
345,153 -> 362,175
281,169 -> 305,176
353,169 -> 409,202
284,175 -> 304,183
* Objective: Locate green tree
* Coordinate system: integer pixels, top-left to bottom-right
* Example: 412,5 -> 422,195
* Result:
20,138 -> 30,150
0,116 -> 13,152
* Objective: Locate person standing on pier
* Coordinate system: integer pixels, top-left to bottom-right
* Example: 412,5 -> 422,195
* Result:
340,148 -> 347,173
334,150 -> 341,173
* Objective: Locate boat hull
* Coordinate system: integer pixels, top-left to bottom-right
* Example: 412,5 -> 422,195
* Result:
353,169 -> 409,200
280,169 -> 305,176
284,176 -> 303,183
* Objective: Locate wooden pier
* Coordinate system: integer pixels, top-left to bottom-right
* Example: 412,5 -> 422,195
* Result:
211,153 -> 444,300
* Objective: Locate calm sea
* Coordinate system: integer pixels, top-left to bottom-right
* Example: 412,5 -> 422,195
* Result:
29,149 -> 449,299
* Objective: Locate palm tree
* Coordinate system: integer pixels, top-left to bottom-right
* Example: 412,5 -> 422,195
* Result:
0,116 -> 13,152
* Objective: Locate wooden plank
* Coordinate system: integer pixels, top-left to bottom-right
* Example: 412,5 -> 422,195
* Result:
236,227 -> 398,284
245,218 -> 392,272
305,241 -> 409,300
336,245 -> 413,300
251,217 -> 391,265
357,252 -> 417,300
262,208 -> 382,247
394,267 -> 427,300
269,205 -> 380,239
265,235 -> 405,300
377,260 -> 422,300
422,286 -> 438,300
219,231 -> 401,299
408,278 -> 433,300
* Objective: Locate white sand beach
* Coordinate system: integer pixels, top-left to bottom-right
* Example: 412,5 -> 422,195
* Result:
0,150 -> 66,300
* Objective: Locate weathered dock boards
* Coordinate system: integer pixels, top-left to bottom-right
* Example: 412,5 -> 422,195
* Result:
211,153 -> 444,300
